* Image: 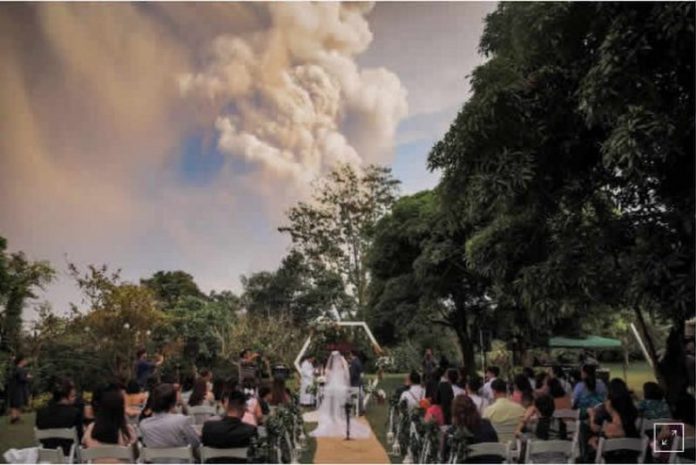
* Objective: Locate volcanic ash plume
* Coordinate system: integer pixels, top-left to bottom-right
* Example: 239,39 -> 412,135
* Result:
179,2 -> 408,188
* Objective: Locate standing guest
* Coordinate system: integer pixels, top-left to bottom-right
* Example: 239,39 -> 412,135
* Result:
8,355 -> 31,424
572,364 -> 607,411
36,378 -> 82,455
483,379 -> 526,442
482,366 -> 500,402
348,350 -> 364,414
547,377 -> 572,410
140,383 -> 200,449
437,369 -> 455,426
299,356 -> 316,406
422,348 -> 436,382
82,388 -> 136,461
466,377 -> 489,415
133,348 -> 164,389
511,374 -> 533,405
399,371 -> 425,410
449,369 -> 465,397
239,349 -> 259,384
202,390 -> 257,463
189,378 -> 215,407
200,369 -> 214,392
438,355 -> 450,372
549,365 -> 572,394
637,382 -> 671,420
180,375 -> 196,405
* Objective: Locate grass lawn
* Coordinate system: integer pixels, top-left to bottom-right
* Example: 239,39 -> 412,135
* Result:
364,374 -> 404,464
0,412 -> 36,463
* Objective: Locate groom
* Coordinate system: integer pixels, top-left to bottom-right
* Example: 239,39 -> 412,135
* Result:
348,350 -> 364,415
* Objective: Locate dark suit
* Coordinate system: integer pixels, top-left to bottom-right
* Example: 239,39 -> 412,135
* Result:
201,416 -> 257,463
437,380 -> 454,426
349,357 -> 363,388
36,403 -> 82,455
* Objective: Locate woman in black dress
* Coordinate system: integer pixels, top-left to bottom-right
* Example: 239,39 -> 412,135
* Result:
8,355 -> 31,424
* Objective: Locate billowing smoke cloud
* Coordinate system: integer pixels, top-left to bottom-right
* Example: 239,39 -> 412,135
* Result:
180,2 -> 408,189
0,2 -> 409,318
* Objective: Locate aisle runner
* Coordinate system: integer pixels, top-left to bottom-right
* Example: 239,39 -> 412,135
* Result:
312,417 -> 390,464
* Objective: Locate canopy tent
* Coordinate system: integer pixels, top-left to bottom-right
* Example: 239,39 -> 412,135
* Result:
549,335 -> 622,349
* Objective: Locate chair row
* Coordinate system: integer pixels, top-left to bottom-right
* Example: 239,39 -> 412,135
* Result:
37,443 -> 248,464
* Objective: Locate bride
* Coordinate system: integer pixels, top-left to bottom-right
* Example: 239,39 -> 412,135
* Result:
310,351 -> 371,439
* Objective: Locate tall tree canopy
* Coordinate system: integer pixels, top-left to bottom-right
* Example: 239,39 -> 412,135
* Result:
279,164 -> 400,318
428,2 -> 694,397
141,270 -> 205,309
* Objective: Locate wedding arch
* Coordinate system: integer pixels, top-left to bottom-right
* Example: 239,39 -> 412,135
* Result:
294,319 -> 384,407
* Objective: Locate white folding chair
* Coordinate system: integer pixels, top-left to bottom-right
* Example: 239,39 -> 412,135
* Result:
199,446 -> 248,463
80,446 -> 135,463
669,435 -> 696,464
492,423 -> 518,459
525,439 -> 575,464
636,417 -> 672,436
188,405 -> 217,425
34,427 -> 78,464
138,443 -> 194,463
467,442 -> 511,463
595,436 -> 648,464
37,448 -> 65,464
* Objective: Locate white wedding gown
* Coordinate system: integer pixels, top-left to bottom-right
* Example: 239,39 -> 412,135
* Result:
310,351 -> 371,439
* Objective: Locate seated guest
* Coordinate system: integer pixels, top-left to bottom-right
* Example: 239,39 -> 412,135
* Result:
511,374 -> 533,405
180,375 -> 196,405
36,378 -> 83,455
572,364 -> 607,411
202,390 -> 257,463
200,369 -> 214,391
125,380 -> 146,419
483,379 -> 526,442
534,372 -> 549,397
258,386 -> 272,417
517,394 -> 567,440
269,378 -> 291,406
637,382 -> 671,420
424,390 -> 445,426
437,369 -> 455,425
189,378 -> 215,407
140,383 -> 200,449
482,366 -> 500,402
82,387 -> 136,461
547,377 -> 572,410
586,378 -> 639,462
444,395 -> 498,463
466,376 -> 489,415
549,365 -> 572,394
399,371 -> 425,409
450,369 -> 465,397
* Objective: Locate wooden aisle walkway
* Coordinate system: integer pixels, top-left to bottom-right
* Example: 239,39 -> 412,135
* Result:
312,417 -> 390,464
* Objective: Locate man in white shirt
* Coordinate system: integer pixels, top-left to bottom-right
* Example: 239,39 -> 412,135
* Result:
482,366 -> 500,402
466,376 -> 489,414
398,372 -> 425,409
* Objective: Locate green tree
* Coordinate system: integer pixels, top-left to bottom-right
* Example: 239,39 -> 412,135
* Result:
70,264 -> 166,381
141,270 -> 205,309
428,3 -> 694,398
241,251 -> 348,323
279,164 -> 400,318
367,191 -> 492,377
0,237 -> 55,355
